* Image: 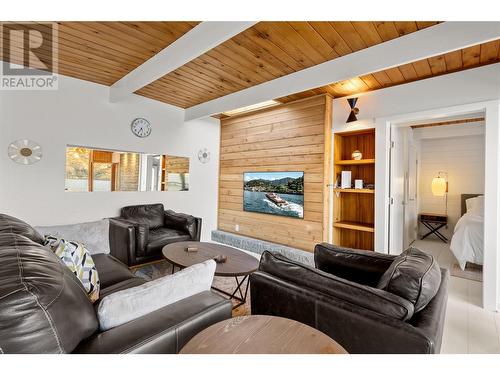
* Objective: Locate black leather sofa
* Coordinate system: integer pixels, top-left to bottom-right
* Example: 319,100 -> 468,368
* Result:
110,203 -> 202,266
0,213 -> 231,354
250,243 -> 449,354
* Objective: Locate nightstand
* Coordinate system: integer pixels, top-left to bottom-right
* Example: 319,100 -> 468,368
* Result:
419,213 -> 448,243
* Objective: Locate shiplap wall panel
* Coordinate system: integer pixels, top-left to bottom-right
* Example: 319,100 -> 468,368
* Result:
418,132 -> 485,238
218,95 -> 331,251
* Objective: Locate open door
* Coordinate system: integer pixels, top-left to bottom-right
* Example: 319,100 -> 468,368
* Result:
404,128 -> 418,248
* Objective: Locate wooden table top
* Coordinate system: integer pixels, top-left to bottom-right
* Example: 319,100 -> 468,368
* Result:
179,315 -> 348,354
162,241 -> 259,277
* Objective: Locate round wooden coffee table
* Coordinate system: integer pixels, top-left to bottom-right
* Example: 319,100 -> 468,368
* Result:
180,315 -> 348,354
162,241 -> 259,309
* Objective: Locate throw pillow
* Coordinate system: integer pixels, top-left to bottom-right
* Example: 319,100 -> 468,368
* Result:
44,235 -> 100,303
377,247 -> 441,313
35,219 -> 111,255
97,259 -> 216,331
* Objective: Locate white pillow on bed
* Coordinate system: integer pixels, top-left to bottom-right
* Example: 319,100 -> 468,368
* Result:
466,196 -> 484,216
97,259 -> 216,331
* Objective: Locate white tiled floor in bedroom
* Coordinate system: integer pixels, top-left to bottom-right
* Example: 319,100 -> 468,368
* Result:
413,239 -> 500,353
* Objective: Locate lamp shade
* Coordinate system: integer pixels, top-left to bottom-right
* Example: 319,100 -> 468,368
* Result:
431,176 -> 447,196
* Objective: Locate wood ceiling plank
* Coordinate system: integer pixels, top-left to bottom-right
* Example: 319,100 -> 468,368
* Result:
330,22 -> 368,51
244,25 -> 308,71
393,21 -> 418,36
310,22 -> 353,56
256,22 -> 322,67
480,40 -> 500,64
397,63 -> 419,81
371,70 -> 393,87
384,67 -> 406,83
351,22 -> 384,47
288,22 -> 339,60
230,31 -> 298,77
444,50 -> 463,71
273,22 -> 332,65
373,21 -> 400,41
416,21 -> 439,30
359,74 -> 383,90
462,44 -> 481,67
412,59 -> 433,77
428,55 -> 447,74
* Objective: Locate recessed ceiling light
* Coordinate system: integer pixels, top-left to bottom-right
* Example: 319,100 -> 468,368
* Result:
222,100 -> 279,117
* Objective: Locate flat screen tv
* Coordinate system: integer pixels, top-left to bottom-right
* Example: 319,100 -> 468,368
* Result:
243,171 -> 304,219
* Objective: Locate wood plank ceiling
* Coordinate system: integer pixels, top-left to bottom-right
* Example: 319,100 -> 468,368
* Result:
1,22 -> 199,86
2,21 -> 499,109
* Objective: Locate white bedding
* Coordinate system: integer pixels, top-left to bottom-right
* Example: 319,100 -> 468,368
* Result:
450,213 -> 484,270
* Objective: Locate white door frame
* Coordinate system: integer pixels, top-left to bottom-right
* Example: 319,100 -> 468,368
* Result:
374,100 -> 500,311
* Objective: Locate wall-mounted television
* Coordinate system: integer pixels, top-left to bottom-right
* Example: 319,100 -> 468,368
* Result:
243,171 -> 304,219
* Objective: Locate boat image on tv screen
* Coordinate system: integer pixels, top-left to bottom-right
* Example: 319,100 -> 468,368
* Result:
243,171 -> 304,219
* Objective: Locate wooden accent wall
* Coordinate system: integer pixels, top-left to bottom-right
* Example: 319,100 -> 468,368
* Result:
218,95 -> 332,252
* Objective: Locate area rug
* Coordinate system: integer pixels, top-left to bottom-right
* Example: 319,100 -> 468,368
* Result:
132,260 -> 251,317
451,262 -> 483,282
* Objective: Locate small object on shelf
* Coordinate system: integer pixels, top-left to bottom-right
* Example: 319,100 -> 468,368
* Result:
354,179 -> 363,189
213,254 -> 228,264
340,171 -> 352,189
365,183 -> 375,190
351,150 -> 362,160
185,246 -> 198,253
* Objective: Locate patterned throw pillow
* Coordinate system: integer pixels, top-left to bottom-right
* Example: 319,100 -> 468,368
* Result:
44,235 -> 100,303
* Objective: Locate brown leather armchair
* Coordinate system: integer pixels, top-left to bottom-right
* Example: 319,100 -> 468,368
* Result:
110,203 -> 202,266
250,244 -> 449,354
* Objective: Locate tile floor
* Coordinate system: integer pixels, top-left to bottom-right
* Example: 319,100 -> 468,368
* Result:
413,239 -> 500,353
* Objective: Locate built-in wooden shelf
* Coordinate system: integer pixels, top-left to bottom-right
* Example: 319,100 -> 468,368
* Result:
333,128 -> 375,250
333,221 -> 375,233
334,159 -> 375,165
333,188 -> 374,194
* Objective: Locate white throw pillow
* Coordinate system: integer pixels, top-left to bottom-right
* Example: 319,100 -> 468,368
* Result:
35,219 -> 110,255
97,259 -> 216,331
466,196 -> 484,216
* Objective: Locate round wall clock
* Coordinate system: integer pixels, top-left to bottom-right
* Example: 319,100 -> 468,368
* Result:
8,139 -> 43,165
131,118 -> 152,138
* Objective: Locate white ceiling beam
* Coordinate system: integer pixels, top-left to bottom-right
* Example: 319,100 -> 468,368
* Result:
185,21 -> 500,121
110,21 -> 256,102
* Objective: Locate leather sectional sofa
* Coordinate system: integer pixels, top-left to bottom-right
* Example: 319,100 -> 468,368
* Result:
250,243 -> 449,354
110,203 -> 201,266
0,213 -> 231,354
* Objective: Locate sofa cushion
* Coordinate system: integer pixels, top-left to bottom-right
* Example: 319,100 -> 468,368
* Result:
0,233 -> 98,353
146,227 -> 191,255
97,259 -> 216,331
259,251 -> 414,321
92,253 -> 136,289
0,213 -> 44,244
377,247 -> 441,313
44,235 -> 100,303
121,204 -> 164,229
164,210 -> 196,238
35,219 -> 110,255
98,278 -> 146,301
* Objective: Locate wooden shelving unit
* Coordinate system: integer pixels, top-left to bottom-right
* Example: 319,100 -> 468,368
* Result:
333,129 -> 375,251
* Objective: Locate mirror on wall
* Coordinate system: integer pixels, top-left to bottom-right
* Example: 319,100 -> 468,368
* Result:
65,146 -> 189,192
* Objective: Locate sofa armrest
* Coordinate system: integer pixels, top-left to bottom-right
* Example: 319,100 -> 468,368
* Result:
73,291 -> 232,354
164,210 -> 202,241
314,243 -> 396,286
108,218 -> 136,265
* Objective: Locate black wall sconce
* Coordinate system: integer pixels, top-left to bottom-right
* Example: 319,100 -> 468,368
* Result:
346,97 -> 359,123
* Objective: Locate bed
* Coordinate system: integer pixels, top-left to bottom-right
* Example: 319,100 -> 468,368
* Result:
449,194 -> 484,270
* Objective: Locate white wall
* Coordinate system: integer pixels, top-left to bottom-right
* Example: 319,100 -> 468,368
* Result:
0,74 -> 220,241
416,125 -> 485,238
